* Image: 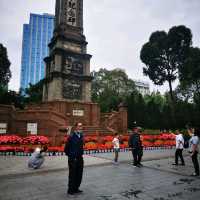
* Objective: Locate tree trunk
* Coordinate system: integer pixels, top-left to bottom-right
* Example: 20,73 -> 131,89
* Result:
168,79 -> 176,128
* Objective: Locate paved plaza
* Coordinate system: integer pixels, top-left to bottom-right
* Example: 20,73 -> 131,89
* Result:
0,149 -> 200,200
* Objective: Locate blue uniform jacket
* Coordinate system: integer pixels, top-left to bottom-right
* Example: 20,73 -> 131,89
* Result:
64,132 -> 84,158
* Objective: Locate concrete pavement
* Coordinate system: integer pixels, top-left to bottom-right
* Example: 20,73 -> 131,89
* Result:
0,149 -> 176,178
0,153 -> 200,200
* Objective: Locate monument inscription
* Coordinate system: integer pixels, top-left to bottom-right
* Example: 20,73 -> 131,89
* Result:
64,0 -> 77,26
63,79 -> 82,99
64,56 -> 83,75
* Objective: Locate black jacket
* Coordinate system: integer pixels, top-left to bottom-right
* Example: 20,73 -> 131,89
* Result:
64,132 -> 84,158
128,133 -> 142,149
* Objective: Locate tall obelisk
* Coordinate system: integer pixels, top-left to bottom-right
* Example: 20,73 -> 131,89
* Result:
43,0 -> 92,102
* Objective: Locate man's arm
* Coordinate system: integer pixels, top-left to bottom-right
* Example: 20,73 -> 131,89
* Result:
128,135 -> 133,148
64,136 -> 71,156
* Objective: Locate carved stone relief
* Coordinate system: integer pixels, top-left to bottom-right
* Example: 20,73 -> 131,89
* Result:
63,79 -> 82,99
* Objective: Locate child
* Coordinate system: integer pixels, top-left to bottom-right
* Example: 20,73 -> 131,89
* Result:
112,133 -> 120,164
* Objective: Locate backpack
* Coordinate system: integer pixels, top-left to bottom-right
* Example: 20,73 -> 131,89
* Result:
183,140 -> 189,149
183,135 -> 191,149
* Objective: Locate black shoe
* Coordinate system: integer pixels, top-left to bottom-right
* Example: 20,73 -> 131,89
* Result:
172,163 -> 178,166
138,163 -> 143,167
67,190 -> 75,195
181,163 -> 185,166
75,189 -> 83,193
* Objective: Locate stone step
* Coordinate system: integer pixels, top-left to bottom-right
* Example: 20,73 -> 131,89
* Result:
82,126 -> 114,135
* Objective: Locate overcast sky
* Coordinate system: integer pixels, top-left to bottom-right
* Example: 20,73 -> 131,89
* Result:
0,0 -> 200,93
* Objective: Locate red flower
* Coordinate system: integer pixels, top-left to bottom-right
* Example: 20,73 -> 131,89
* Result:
22,136 -> 49,145
0,135 -> 22,144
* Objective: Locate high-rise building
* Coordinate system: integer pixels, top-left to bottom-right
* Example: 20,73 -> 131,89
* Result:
134,80 -> 150,96
20,13 -> 54,90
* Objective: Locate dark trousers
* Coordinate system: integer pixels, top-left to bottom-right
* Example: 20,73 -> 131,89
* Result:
114,149 -> 119,162
132,148 -> 143,166
192,151 -> 199,175
175,149 -> 185,165
68,156 -> 84,192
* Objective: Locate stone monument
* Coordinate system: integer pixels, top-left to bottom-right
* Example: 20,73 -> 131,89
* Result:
0,0 -> 127,146
43,0 -> 92,102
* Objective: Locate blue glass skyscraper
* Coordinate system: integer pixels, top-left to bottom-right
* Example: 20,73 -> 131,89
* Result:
20,13 -> 54,90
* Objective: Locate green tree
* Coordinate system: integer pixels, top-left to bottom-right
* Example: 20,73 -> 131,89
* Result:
140,25 -> 192,126
140,25 -> 192,104
0,44 -> 11,87
25,80 -> 44,103
0,87 -> 25,109
91,68 -> 136,112
179,47 -> 200,102
126,91 -> 146,128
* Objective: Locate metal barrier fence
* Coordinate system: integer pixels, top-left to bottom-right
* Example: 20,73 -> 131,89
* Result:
0,146 -> 176,156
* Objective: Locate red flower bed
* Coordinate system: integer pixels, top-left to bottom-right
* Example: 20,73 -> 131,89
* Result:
0,135 -> 22,144
48,146 -> 64,152
0,132 -> 177,154
104,136 -> 113,142
22,136 -> 49,145
84,142 -> 98,150
0,146 -> 24,152
143,141 -> 154,147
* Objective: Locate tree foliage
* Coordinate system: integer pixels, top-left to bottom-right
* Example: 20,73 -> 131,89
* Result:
0,43 -> 11,87
140,25 -> 192,102
25,80 -> 43,103
0,86 -> 25,109
179,47 -> 200,101
91,68 -> 136,112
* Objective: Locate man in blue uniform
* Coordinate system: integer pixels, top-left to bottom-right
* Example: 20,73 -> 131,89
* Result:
129,126 -> 143,167
64,122 -> 84,195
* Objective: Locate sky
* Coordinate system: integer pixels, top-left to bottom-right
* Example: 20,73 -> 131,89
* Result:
0,0 -> 200,93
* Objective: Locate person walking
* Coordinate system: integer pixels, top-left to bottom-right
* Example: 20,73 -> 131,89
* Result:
28,145 -> 48,169
112,133 -> 120,164
129,126 -> 143,167
138,127 -> 144,166
189,128 -> 200,176
172,130 -> 185,166
64,122 -> 84,195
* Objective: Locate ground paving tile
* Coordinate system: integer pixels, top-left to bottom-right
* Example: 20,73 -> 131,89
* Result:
1,149 -> 200,200
0,148 -> 176,177
0,151 -> 200,200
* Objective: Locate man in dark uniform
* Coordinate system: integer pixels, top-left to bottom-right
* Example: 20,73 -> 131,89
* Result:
129,125 -> 143,167
64,122 -> 84,195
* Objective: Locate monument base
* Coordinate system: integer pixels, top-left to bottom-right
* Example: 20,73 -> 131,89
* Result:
0,101 -> 127,146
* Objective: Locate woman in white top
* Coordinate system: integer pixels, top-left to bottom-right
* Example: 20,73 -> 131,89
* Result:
189,128 -> 200,176
112,133 -> 120,164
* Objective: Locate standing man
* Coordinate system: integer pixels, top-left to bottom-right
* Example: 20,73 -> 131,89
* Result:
172,130 -> 185,166
64,122 -> 84,195
189,128 -> 200,176
129,126 -> 143,167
